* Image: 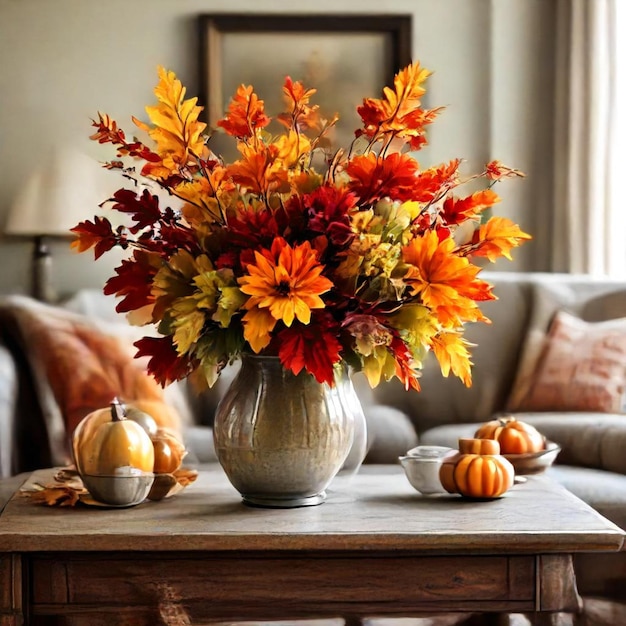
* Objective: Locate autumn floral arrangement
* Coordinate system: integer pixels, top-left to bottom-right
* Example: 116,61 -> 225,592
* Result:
71,62 -> 529,392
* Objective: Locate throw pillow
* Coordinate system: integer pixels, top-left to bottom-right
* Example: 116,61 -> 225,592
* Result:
507,310 -> 626,413
0,295 -> 182,466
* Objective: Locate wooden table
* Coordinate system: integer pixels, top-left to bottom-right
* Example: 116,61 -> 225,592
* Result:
0,466 -> 623,625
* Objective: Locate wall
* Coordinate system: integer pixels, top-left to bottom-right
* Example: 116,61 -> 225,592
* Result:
0,0 -> 556,298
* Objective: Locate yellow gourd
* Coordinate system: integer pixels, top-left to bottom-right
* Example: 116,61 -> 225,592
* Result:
72,399 -> 155,476
439,438 -> 515,499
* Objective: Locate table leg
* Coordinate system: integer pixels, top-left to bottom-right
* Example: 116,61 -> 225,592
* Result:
0,554 -> 23,626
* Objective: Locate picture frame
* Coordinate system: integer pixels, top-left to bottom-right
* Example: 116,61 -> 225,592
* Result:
198,14 -> 413,148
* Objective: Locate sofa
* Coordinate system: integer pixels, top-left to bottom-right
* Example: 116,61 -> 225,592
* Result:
366,271 -> 626,603
1,271 -> 626,606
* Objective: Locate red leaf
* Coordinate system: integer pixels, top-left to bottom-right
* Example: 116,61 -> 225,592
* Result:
103,251 -> 160,313
111,189 -> 162,232
134,336 -> 195,387
390,335 -> 421,392
70,217 -> 118,259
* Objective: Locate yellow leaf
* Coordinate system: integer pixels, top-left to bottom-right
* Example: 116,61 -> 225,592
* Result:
430,331 -> 474,387
171,298 -> 206,354
176,178 -> 224,225
274,129 -> 311,167
361,345 -> 397,387
137,66 -> 207,175
390,304 -> 438,344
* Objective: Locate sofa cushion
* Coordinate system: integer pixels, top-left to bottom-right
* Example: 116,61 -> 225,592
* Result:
0,295 -> 184,467
508,311 -> 626,413
507,282 -> 626,412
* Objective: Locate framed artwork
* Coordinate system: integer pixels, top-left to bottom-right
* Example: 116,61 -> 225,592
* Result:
198,14 -> 412,150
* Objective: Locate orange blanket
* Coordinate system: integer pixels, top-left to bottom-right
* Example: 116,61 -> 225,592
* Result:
0,295 -> 180,467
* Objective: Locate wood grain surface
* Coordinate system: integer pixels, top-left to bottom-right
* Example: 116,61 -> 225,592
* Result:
0,466 -> 623,554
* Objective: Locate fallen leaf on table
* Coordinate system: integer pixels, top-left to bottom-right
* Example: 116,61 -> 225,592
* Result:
173,468 -> 199,487
26,484 -> 84,507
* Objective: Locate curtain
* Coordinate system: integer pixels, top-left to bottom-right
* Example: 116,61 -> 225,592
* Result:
552,0 -> 616,275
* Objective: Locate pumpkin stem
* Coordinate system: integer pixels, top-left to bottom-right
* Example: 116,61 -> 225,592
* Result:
110,397 -> 127,422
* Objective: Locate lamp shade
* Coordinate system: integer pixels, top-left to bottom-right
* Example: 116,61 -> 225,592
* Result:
4,149 -> 121,238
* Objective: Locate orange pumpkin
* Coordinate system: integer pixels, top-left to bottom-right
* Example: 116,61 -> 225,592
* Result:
439,438 -> 514,499
151,428 -> 187,474
72,400 -> 155,476
457,438 -> 500,455
474,416 -> 545,454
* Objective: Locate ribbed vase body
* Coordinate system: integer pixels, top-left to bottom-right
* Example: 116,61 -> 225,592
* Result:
213,355 -> 358,507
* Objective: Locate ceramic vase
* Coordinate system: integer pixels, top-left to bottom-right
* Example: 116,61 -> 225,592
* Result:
213,355 -> 361,508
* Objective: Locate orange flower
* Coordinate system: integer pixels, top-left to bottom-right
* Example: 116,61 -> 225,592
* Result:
346,152 -> 419,205
239,238 -> 333,352
402,230 -> 493,326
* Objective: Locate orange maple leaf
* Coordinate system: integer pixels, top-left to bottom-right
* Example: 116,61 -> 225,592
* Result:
277,76 -> 320,132
357,62 -> 441,148
441,189 -> 501,226
218,84 -> 270,138
226,143 -> 289,195
412,159 -> 461,203
28,485 -> 82,507
470,216 -> 532,261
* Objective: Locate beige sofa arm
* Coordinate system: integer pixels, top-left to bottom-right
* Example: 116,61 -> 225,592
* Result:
363,404 -> 419,464
512,413 -> 626,475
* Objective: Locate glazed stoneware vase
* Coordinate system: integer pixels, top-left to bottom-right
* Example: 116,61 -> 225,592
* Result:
213,355 -> 362,508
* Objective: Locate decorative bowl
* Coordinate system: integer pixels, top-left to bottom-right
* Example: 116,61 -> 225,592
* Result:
399,446 -> 455,495
502,440 -> 561,475
80,472 -> 155,506
407,445 -> 456,459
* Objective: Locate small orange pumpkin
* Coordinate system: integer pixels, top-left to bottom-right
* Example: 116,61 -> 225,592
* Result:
474,416 -> 545,454
439,438 -> 514,499
151,428 -> 187,474
72,400 -> 155,476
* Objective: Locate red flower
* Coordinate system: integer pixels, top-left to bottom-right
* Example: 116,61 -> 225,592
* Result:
277,311 -> 343,384
304,185 -> 357,247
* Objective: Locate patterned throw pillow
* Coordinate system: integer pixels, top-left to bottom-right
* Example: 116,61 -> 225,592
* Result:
508,311 -> 626,413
